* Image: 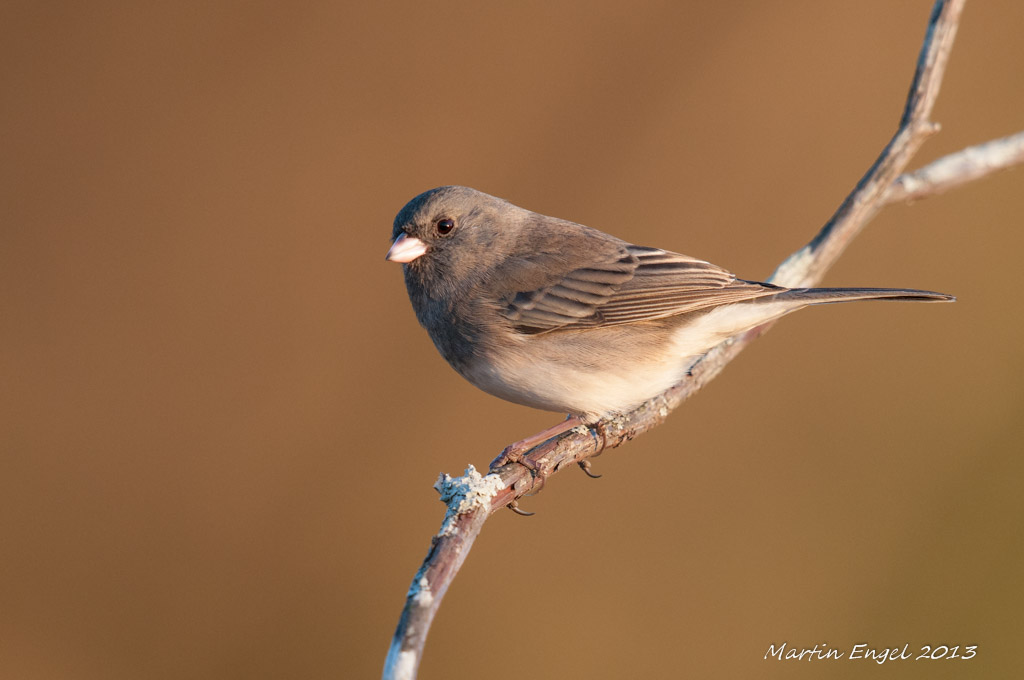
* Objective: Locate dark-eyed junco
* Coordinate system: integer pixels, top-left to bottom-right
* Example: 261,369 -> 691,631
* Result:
387,185 -> 953,426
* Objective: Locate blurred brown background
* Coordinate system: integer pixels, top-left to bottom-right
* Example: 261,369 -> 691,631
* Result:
2,1 -> 1022,678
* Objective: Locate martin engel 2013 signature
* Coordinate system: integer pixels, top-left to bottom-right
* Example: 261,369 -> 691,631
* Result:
764,642 -> 977,664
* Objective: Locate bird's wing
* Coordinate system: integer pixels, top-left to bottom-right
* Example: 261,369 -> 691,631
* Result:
501,245 -> 782,333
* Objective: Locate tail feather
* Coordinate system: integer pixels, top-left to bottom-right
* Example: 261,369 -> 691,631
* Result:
775,287 -> 955,304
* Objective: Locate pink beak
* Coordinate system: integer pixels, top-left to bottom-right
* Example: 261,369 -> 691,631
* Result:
385,233 -> 429,263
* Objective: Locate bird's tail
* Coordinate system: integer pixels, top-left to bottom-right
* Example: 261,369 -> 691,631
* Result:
775,287 -> 955,305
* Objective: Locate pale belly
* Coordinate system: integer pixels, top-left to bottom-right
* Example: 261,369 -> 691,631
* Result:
457,300 -> 793,420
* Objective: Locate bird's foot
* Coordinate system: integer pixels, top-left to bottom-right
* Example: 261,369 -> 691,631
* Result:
488,415 -> 585,472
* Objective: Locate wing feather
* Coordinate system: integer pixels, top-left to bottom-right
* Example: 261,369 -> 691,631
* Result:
502,245 -> 781,333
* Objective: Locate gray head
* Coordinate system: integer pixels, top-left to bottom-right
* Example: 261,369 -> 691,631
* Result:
390,186 -> 507,243
390,185 -> 519,254
387,186 -> 529,295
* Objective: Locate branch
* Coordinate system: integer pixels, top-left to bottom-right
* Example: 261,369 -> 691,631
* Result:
382,2 -> 1020,678
885,131 -> 1024,203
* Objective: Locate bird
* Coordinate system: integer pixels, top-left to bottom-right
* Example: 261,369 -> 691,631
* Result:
386,185 -> 953,469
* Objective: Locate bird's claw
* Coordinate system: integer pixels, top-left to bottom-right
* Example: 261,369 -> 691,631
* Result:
578,459 -> 602,479
506,500 -> 535,516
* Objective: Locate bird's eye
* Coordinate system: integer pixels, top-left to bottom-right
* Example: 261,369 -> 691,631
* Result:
436,218 -> 455,235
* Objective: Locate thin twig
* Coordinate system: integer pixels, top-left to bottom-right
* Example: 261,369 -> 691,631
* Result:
381,2 -> 1008,678
885,131 -> 1024,203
